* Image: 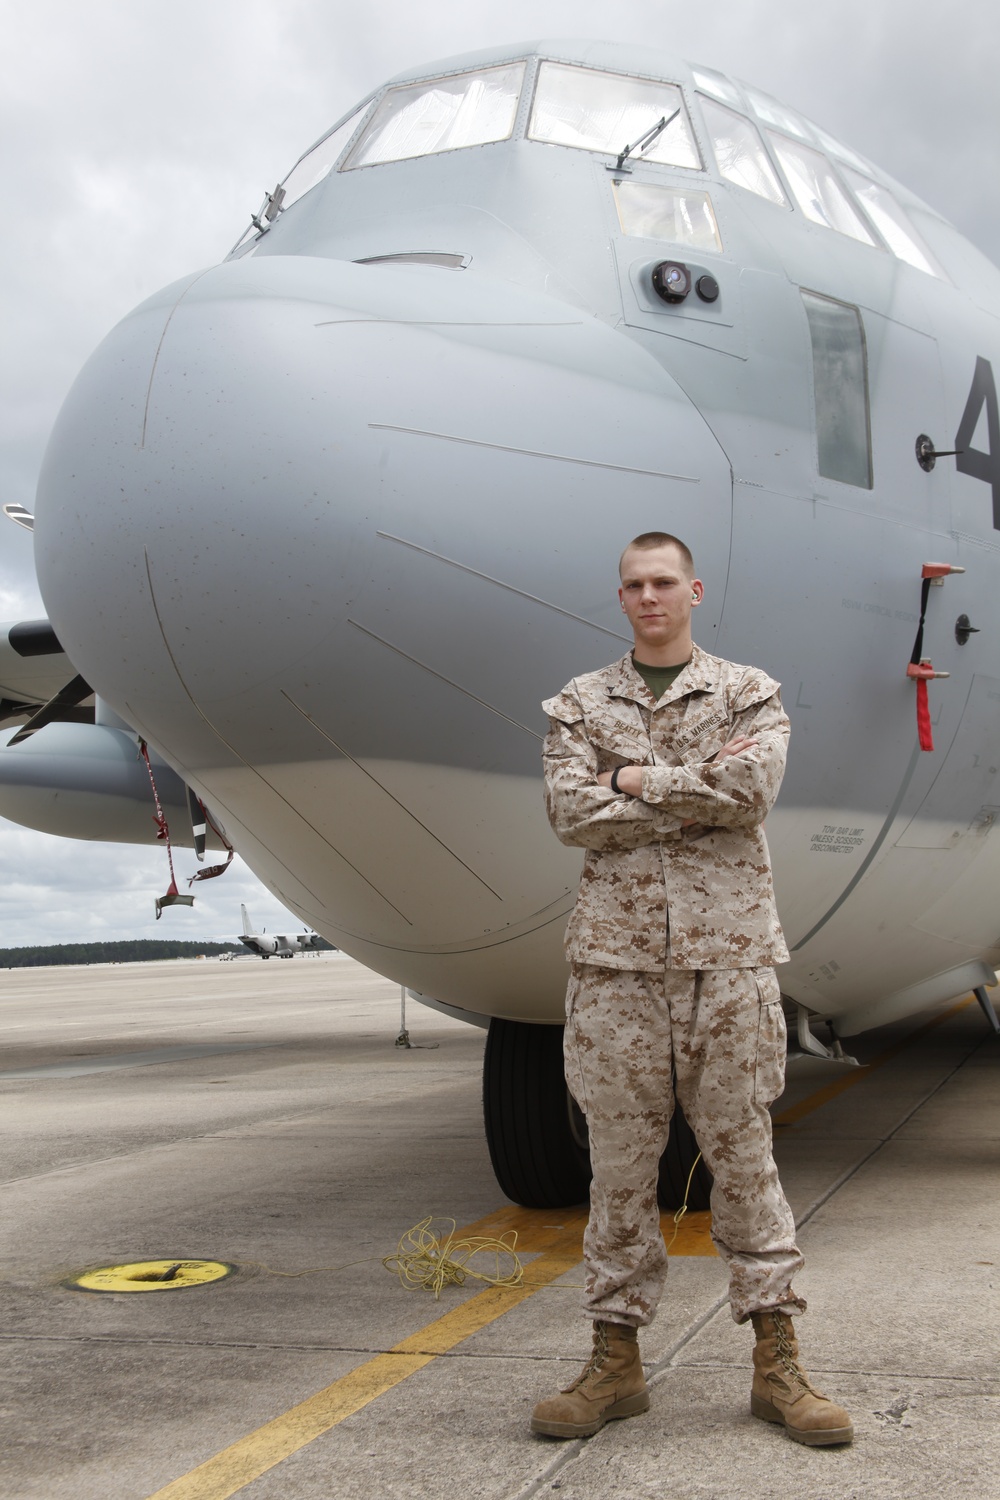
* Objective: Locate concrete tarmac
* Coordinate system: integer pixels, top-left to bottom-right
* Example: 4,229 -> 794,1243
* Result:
1,954 -> 997,1500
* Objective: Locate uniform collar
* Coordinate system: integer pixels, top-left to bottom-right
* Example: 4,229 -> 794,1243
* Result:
607,642 -> 719,707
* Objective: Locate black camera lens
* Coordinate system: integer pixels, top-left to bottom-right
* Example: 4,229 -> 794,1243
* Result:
651,261 -> 691,303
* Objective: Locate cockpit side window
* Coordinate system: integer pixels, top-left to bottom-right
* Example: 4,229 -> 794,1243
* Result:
528,62 -> 701,170
769,134 -> 876,246
280,108 -> 369,208
699,97 -> 786,205
690,67 -> 744,109
343,63 -> 525,169
841,171 -> 943,277
807,122 -> 872,177
801,291 -> 873,489
743,85 -> 812,140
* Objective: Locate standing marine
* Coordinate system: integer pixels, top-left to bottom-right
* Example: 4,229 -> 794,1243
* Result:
532,531 -> 853,1447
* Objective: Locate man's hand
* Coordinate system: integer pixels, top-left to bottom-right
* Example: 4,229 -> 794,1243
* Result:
599,735 -> 758,815
714,735 -> 758,761
598,764 -> 694,824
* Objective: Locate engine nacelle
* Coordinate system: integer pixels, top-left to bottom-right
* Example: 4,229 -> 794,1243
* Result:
0,722 -> 209,847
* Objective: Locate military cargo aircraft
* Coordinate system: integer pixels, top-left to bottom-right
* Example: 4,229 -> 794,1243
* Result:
238,904 -> 324,958
3,39 -> 999,1208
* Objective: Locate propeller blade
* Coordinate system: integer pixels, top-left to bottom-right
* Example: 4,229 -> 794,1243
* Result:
8,673 -> 95,745
2,504 -> 34,532
187,785 -> 207,861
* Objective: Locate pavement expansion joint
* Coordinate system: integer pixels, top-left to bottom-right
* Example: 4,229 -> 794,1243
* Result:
644,1293 -> 730,1379
0,1330 -> 610,1362
499,1296 -> 740,1500
508,1439 -> 586,1500
670,1359 -> 991,1384
0,1091 -> 405,1191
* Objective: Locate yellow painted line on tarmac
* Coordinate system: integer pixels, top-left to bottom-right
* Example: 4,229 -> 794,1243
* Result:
773,991 -> 976,1129
146,1198 -> 713,1500
145,1208 -> 586,1500
147,995 -> 977,1498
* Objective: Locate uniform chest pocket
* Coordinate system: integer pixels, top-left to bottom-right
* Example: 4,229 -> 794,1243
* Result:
586,714 -> 651,767
678,731 -> 729,766
669,709 -> 733,765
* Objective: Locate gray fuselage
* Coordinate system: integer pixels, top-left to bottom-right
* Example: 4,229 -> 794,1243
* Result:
30,39 -> 1000,1034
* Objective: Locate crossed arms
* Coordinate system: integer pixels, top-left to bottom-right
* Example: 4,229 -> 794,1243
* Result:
543,692 -> 789,853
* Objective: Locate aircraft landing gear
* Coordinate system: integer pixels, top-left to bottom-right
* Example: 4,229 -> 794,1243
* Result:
482,1018 -> 590,1209
482,1018 -> 713,1212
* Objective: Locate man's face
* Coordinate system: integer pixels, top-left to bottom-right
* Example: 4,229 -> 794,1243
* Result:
618,544 -> 703,654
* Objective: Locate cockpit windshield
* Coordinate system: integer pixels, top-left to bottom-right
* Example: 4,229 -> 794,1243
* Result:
528,62 -> 701,170
343,64 -> 524,168
232,51 -> 943,283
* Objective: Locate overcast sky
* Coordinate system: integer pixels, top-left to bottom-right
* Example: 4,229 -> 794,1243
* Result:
1,0 -> 996,946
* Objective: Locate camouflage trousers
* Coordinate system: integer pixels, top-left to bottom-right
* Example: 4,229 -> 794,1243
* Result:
564,963 -> 806,1327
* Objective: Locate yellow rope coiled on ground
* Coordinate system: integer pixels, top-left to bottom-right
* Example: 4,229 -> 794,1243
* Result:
382,1216 -> 525,1300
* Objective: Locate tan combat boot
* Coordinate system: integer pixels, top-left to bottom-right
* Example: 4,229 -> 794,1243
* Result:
750,1310 -> 853,1446
531,1320 -> 650,1438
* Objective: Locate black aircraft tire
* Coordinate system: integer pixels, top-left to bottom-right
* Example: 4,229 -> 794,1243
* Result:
482,1018 -> 592,1209
657,1103 -> 714,1212
482,1019 -> 713,1213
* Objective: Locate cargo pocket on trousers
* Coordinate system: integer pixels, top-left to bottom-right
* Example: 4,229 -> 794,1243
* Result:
753,968 -> 787,1107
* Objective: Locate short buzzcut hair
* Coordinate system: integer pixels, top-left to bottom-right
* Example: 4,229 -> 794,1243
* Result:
619,531 -> 694,578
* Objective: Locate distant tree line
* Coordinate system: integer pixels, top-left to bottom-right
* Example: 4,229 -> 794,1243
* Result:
0,940 -> 243,967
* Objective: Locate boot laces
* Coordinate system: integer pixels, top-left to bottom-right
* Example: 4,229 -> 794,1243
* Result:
562,1322 -> 611,1393
773,1315 -> 818,1397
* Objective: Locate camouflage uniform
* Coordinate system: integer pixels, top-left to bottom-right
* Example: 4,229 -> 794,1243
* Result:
543,645 -> 805,1326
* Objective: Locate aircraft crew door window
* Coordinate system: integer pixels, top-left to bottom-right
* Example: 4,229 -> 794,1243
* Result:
342,64 -> 525,168
699,97 -> 786,205
801,291 -> 873,489
769,134 -> 877,246
527,63 -> 701,169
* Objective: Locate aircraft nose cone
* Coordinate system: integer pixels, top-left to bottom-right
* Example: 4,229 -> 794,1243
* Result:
34,254 -> 732,739
31,252 -> 732,964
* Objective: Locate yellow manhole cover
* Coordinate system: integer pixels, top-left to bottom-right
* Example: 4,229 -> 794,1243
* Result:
68,1259 -> 235,1293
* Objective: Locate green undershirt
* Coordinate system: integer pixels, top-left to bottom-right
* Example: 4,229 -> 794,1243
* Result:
632,653 -> 690,704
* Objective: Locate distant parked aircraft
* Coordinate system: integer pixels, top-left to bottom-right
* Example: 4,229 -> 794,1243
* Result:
237,904 -> 324,959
